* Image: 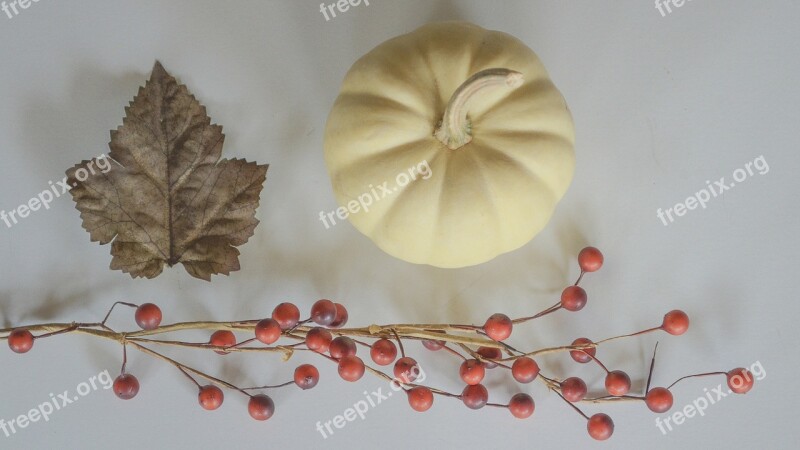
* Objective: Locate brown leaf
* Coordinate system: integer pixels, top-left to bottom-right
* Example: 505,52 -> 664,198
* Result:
66,62 -> 268,281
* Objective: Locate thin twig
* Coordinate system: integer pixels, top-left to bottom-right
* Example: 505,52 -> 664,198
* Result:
646,342 -> 660,393
667,371 -> 726,390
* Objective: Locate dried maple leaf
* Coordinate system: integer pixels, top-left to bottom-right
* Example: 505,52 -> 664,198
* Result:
66,62 -> 268,281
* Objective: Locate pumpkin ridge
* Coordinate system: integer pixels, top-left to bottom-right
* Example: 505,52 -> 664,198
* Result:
412,39 -> 449,118
335,91 -> 433,126
474,129 -> 574,152
337,81 -> 431,118
344,31 -> 438,104
359,149 -> 447,242
429,150 -> 457,261
464,147 -> 506,248
328,137 -> 437,184
469,139 -> 561,207
427,148 -> 508,265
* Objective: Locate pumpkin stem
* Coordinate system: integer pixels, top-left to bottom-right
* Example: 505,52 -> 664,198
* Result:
435,68 -> 524,150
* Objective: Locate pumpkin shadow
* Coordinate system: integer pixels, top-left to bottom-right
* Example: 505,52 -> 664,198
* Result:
0,291 -> 12,328
426,0 -> 468,22
242,199 -> 591,333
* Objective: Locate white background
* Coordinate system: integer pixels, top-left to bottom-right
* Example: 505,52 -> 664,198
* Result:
0,1 -> 797,448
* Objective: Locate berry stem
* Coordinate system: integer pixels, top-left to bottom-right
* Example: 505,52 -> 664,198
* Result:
176,365 -> 201,388
441,344 -> 468,361
242,380 -> 295,391
226,337 -> 258,350
121,344 -> 128,374
485,402 -> 509,408
588,354 -> 611,374
666,371 -> 727,390
594,326 -> 662,345
352,338 -> 375,349
512,301 -> 562,324
129,341 -> 253,397
101,301 -> 138,326
553,388 -> 591,420
646,342 -> 660,393
391,329 -> 406,358
584,395 -> 645,403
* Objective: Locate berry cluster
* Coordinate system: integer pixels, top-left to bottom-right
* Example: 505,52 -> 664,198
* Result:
1,247 -> 755,441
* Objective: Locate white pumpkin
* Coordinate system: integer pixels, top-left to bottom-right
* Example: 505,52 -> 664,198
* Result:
324,21 -> 575,268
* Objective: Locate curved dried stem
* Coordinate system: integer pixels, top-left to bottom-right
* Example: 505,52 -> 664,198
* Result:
0,256 -> 748,431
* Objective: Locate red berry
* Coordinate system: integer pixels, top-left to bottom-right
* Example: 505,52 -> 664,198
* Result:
272,302 -> 300,330
570,337 -> 596,363
605,370 -> 631,396
113,374 -> 140,400
329,336 -> 357,359
422,339 -> 445,351
511,357 -> 540,383
209,330 -> 236,355
662,310 -> 689,335
461,384 -> 489,410
645,387 -> 673,413
135,303 -> 162,330
459,359 -> 485,385
407,386 -> 434,412
198,385 -> 224,410
338,355 -> 366,382
727,368 -> 755,394
393,357 -> 420,383
255,318 -> 282,345
561,377 -> 588,402
587,413 -> 614,440
7,329 -> 34,354
561,286 -> 587,312
483,313 -> 513,341
294,364 -> 320,390
370,339 -> 398,366
305,327 -> 333,353
508,393 -> 535,419
578,247 -> 604,272
329,303 -> 348,328
477,346 -> 502,369
310,299 -> 337,326
248,394 -> 275,421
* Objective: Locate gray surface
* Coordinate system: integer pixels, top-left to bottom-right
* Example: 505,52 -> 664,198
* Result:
0,1 -> 797,449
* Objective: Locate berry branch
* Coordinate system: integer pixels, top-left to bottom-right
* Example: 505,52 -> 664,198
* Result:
0,247 -> 755,441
